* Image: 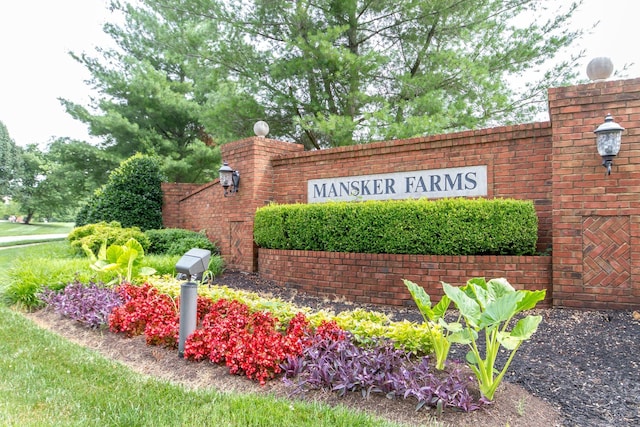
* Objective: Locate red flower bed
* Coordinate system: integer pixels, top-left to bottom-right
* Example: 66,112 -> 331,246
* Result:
108,283 -> 214,349
184,299 -> 318,384
107,283 -> 344,385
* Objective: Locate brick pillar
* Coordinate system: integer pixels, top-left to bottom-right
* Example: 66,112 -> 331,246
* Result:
549,78 -> 640,309
218,137 -> 303,271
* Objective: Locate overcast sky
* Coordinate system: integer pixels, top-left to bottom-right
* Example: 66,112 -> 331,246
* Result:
0,0 -> 638,148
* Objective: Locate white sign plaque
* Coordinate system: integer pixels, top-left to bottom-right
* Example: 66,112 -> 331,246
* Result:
308,166 -> 487,203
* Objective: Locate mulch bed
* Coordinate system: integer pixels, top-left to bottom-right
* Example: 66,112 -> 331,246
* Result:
214,271 -> 640,427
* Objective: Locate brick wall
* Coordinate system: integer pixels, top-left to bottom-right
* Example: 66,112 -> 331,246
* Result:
163,137 -> 302,271
259,249 -> 552,308
162,78 -> 640,310
161,182 -> 202,229
271,122 -> 553,251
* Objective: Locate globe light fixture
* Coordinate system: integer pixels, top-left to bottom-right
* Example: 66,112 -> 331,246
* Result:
594,114 -> 624,175
219,161 -> 240,196
586,57 -> 614,81
254,120 -> 269,137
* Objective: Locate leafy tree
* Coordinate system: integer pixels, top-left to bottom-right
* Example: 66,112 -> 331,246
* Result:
11,145 -> 47,224
5,138 -> 116,223
0,121 -> 24,197
76,154 -> 166,231
63,0 -> 584,151
208,0 -> 583,148
0,199 -> 20,220
60,0 -> 243,182
40,138 -> 121,220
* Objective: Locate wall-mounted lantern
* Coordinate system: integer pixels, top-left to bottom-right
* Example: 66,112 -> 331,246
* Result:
594,114 -> 624,175
219,161 -> 240,196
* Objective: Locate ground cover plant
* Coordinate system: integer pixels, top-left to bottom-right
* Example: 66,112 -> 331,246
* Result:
282,332 -> 488,412
38,281 -> 123,328
184,300 -> 322,384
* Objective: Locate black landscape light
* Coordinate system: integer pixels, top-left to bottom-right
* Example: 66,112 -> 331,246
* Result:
175,248 -> 211,357
594,114 -> 624,176
219,161 -> 240,196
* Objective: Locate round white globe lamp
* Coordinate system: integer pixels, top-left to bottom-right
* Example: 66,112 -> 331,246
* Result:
586,57 -> 614,81
254,121 -> 269,138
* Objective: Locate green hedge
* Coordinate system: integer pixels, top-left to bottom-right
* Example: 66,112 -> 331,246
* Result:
145,228 -> 218,255
254,198 -> 538,256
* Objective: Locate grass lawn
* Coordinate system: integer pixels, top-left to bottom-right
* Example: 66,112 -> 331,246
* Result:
0,222 -> 73,248
0,245 -> 31,272
0,221 -> 74,237
0,305 -> 405,427
0,242 -> 69,270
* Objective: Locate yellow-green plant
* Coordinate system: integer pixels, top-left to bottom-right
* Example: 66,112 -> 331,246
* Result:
83,238 -> 155,283
404,279 -> 452,369
383,320 -> 434,355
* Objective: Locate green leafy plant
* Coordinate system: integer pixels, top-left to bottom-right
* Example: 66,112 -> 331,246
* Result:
83,238 -> 156,283
443,278 -> 546,400
68,221 -> 150,256
383,320 -> 434,355
2,242 -> 95,310
144,228 -> 218,256
404,279 -> 452,369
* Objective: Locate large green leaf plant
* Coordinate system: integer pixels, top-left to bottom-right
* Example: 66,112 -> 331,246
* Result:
83,238 -> 156,283
406,277 -> 546,400
403,279 -> 452,370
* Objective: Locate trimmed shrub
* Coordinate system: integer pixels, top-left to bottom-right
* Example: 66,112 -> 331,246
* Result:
254,198 -> 538,256
75,154 -> 165,231
145,228 -> 218,255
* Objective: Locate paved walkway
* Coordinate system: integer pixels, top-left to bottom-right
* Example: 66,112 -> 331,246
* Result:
0,234 -> 68,244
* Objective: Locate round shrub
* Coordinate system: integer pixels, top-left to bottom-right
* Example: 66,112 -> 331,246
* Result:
167,236 -> 217,256
75,154 -> 165,231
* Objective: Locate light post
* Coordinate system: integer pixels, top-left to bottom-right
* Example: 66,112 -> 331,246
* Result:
175,248 -> 211,357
